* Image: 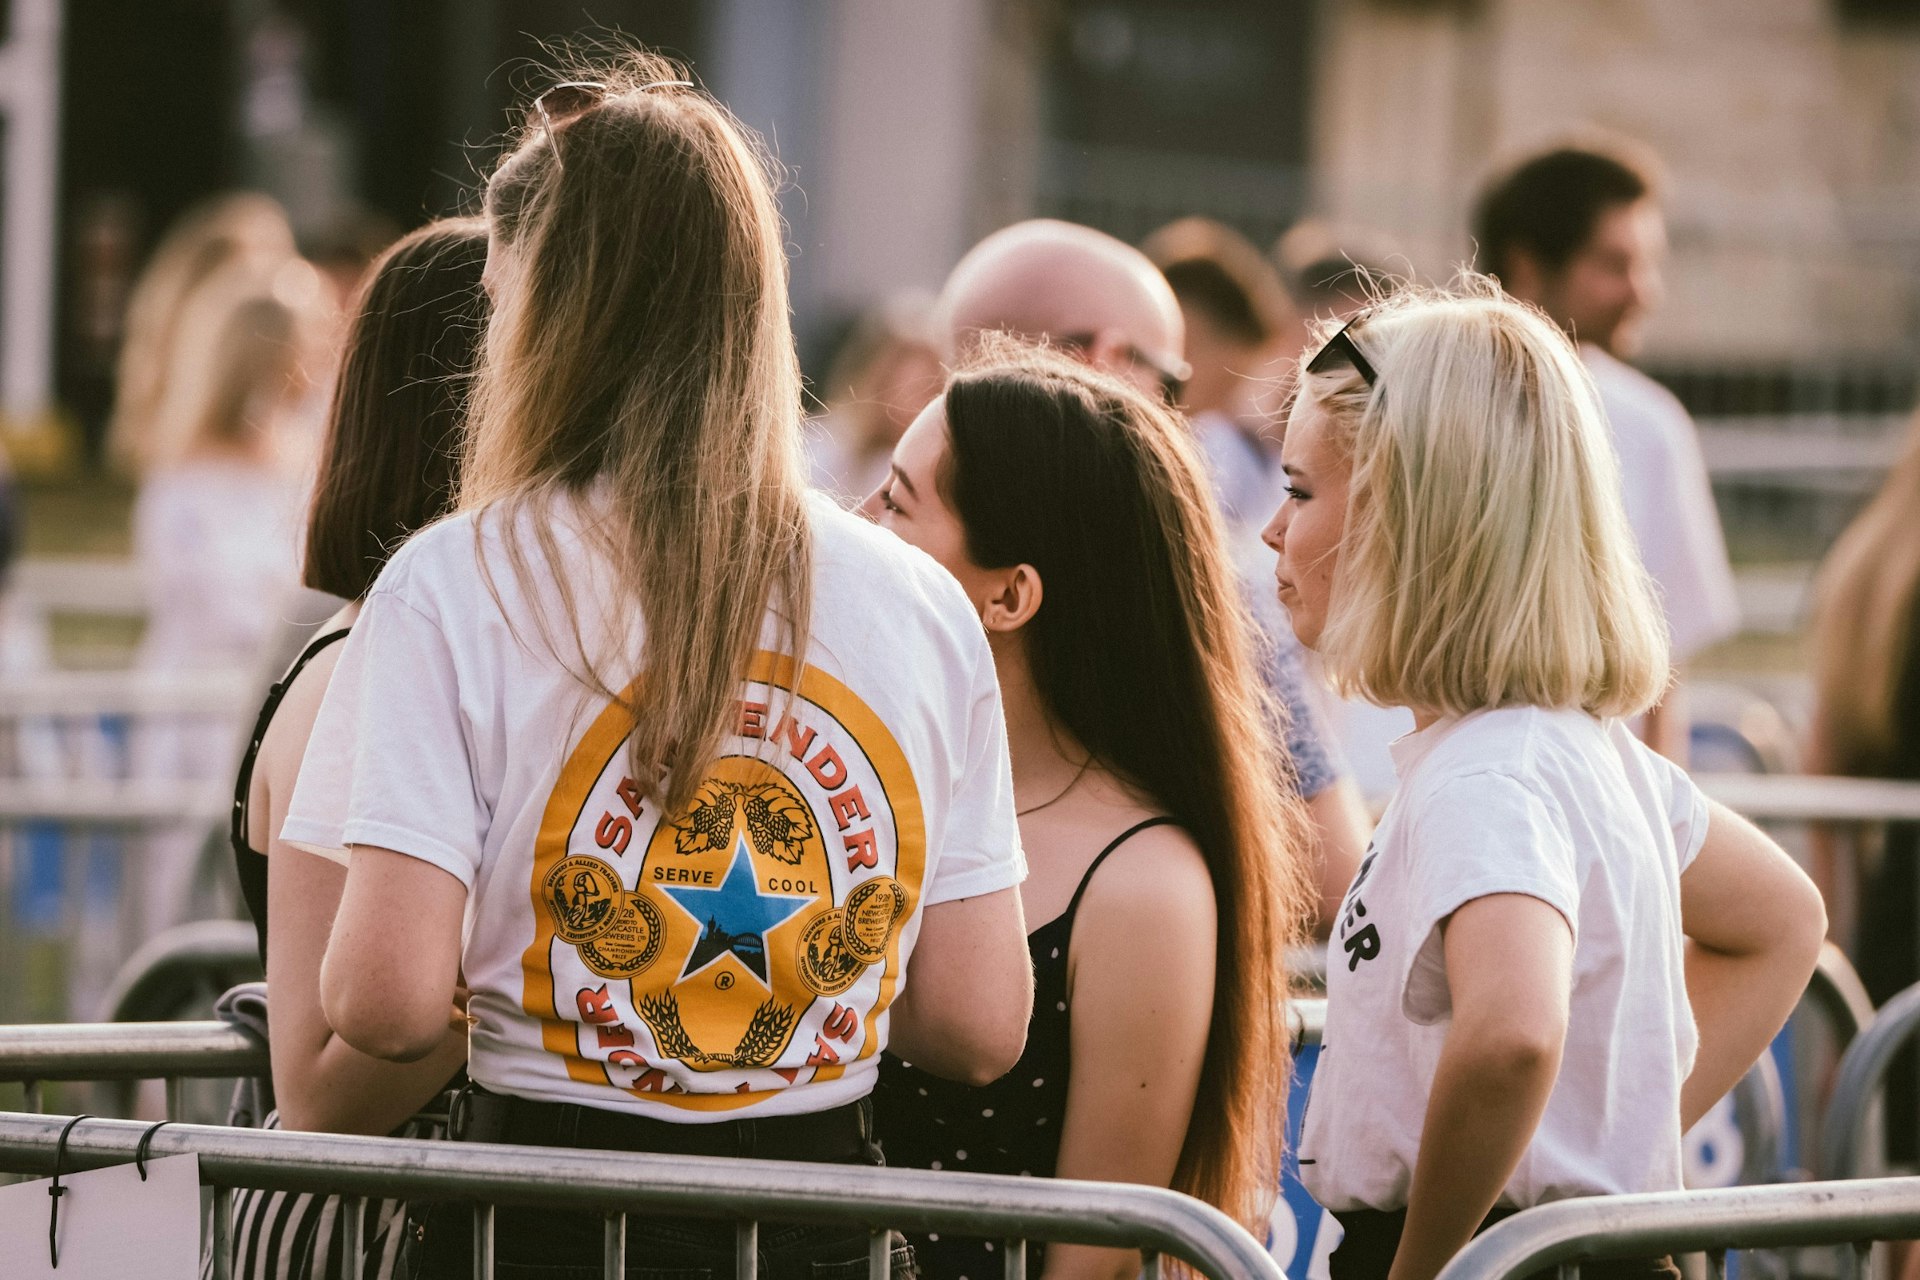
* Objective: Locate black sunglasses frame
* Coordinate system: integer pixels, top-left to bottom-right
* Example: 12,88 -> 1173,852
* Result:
1305,317 -> 1379,389
531,78 -> 694,170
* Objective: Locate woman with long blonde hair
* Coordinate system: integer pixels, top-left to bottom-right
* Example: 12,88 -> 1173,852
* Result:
283,49 -> 1031,1279
864,340 -> 1314,1280
1267,280 -> 1823,1280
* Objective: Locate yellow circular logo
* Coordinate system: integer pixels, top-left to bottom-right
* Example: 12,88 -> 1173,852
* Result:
841,877 -> 907,966
579,891 -> 666,979
542,855 -> 622,944
796,909 -> 867,996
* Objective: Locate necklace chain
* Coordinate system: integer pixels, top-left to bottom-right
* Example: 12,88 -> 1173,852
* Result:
1016,756 -> 1094,818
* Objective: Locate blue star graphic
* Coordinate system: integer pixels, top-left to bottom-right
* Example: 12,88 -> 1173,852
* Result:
663,833 -> 813,985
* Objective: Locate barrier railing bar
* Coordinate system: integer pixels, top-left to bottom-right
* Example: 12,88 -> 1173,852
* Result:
1435,1178 -> 1920,1280
0,1020 -> 264,1083
165,1074 -> 183,1121
1554,1264 -> 1577,1280
22,1080 -> 39,1113
867,1228 -> 888,1279
1143,1250 -> 1161,1280
604,1212 -> 625,1280
210,1187 -> 233,1280
1708,1247 -> 1727,1280
1005,1235 -> 1027,1279
0,1009 -> 1325,1089
341,1193 -> 365,1277
0,1113 -> 1284,1280
1696,772 -> 1920,824
737,1219 -> 758,1280
473,1201 -> 494,1280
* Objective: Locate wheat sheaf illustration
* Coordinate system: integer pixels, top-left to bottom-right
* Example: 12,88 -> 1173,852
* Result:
728,999 -> 798,1067
637,990 -> 700,1060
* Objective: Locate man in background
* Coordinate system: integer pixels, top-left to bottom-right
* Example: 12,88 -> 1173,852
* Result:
1141,217 -> 1304,528
1475,142 -> 1741,762
939,218 -> 1367,930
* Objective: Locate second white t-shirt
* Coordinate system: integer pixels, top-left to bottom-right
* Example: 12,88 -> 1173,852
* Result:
284,489 -> 1025,1121
1299,705 -> 1708,1210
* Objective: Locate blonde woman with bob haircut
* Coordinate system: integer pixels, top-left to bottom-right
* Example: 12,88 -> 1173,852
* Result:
1263,277 -> 1824,1280
282,46 -> 1030,1280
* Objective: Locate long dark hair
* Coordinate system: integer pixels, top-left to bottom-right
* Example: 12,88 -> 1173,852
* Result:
303,217 -> 488,599
940,339 -> 1314,1229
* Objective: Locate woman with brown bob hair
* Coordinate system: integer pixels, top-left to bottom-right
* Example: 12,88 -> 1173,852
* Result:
865,339 -> 1314,1280
223,216 -> 486,1279
284,48 -> 1031,1279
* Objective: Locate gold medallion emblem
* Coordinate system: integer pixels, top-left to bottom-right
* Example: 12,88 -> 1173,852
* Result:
841,877 -> 907,965
579,891 -> 666,979
543,855 -> 622,944
797,909 -> 866,996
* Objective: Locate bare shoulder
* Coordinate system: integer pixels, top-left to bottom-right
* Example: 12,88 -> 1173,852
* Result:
251,612 -> 357,844
1075,820 -> 1217,938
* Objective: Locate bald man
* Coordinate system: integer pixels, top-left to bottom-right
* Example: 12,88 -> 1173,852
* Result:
936,218 -> 1368,937
938,220 -> 1191,403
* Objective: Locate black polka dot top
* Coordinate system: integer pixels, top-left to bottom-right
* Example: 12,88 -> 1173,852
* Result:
873,817 -> 1176,1280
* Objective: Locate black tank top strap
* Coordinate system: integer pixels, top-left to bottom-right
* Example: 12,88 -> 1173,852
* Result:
229,627 -> 353,856
1059,815 -> 1179,926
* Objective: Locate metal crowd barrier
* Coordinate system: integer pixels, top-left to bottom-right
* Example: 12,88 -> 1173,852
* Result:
1821,978 -> 1920,1179
0,1112 -> 1287,1280
1435,1179 -> 1920,1280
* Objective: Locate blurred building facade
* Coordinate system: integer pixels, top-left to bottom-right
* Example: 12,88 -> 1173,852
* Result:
20,0 -> 1920,451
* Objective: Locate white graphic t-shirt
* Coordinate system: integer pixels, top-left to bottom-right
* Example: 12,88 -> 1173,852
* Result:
1299,706 -> 1708,1210
284,491 -> 1024,1120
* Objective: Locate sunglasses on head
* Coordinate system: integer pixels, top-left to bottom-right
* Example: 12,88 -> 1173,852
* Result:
530,78 -> 694,171
1304,315 -> 1379,388
1055,331 -> 1191,406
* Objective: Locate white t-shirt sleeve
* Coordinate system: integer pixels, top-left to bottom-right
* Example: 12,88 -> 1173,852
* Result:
280,589 -> 487,888
1400,769 -> 1581,1025
922,635 -> 1026,906
1650,749 -> 1712,874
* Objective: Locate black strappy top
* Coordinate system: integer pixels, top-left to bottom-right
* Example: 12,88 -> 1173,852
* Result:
872,816 -> 1178,1280
230,627 -> 352,965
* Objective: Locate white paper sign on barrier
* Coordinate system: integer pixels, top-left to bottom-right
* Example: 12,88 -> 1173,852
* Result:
0,1152 -> 201,1279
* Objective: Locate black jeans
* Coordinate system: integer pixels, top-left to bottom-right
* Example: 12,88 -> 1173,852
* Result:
1330,1207 -> 1682,1280
410,1087 -> 915,1280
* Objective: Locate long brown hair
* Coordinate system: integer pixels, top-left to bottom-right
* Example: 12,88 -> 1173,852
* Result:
304,218 -> 487,600
1812,408 -> 1920,778
941,339 -> 1314,1231
462,48 -> 812,814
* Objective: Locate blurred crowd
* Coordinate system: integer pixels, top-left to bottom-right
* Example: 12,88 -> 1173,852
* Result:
18,45 -> 1920,1280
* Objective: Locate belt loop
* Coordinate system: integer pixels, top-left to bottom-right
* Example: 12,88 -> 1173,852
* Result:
448,1082 -> 477,1142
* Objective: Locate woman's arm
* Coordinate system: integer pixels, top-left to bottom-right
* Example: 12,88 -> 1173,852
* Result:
1043,829 -> 1217,1280
321,843 -> 468,1063
1678,799 -> 1825,1130
888,886 -> 1031,1086
1390,894 -> 1574,1280
260,640 -> 468,1133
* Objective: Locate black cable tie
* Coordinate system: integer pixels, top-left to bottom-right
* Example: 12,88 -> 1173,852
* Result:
48,1114 -> 93,1270
134,1120 -> 172,1181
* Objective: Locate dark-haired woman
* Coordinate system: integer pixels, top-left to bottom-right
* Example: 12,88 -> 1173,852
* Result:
221,217 -> 486,1280
864,341 -> 1315,1280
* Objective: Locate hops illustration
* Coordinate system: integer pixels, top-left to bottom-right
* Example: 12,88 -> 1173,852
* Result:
740,782 -> 815,866
673,781 -> 739,856
638,991 -> 700,1061
729,999 -> 797,1068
